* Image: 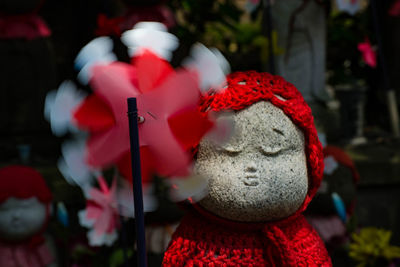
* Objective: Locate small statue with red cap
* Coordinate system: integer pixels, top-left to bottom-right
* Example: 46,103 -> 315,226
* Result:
162,71 -> 332,266
0,165 -> 58,267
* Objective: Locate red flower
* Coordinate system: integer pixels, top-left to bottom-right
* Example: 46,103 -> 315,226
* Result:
357,38 -> 377,68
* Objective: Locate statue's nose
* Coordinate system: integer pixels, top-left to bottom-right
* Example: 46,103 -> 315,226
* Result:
245,162 -> 257,173
11,210 -> 22,222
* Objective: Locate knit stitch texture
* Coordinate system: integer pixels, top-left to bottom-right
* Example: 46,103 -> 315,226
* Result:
162,207 -> 332,266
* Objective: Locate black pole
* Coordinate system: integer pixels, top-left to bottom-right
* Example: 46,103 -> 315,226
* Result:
127,97 -> 147,267
263,0 -> 276,74
119,216 -> 130,267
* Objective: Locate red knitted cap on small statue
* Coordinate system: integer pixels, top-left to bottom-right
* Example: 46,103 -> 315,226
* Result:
0,165 -> 52,204
199,71 -> 324,213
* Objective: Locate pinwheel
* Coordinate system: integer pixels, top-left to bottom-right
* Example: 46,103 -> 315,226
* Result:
78,176 -> 119,246
77,50 -> 214,184
45,22 -> 230,246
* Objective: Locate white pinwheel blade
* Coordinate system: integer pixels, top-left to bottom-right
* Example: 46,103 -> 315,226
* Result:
58,139 -> 95,191
116,179 -> 158,218
204,111 -> 235,146
168,174 -> 208,203
183,43 -> 230,92
121,21 -> 179,61
45,81 -> 86,136
75,37 -> 117,84
87,228 -> 118,247
75,36 -> 116,70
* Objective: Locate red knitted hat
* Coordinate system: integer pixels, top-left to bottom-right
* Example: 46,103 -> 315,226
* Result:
0,165 -> 52,204
198,71 -> 324,213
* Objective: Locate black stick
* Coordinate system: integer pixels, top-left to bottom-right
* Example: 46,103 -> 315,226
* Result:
263,0 -> 276,74
119,216 -> 129,267
127,97 -> 147,267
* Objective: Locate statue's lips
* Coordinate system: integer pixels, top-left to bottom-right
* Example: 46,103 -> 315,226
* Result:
11,221 -> 25,230
243,176 -> 259,186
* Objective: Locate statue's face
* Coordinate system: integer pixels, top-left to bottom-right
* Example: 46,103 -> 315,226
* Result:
0,197 -> 47,241
195,101 -> 308,222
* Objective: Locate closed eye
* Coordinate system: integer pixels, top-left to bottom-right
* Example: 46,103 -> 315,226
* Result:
259,145 -> 285,156
217,144 -> 243,156
223,149 -> 241,156
0,206 -> 10,211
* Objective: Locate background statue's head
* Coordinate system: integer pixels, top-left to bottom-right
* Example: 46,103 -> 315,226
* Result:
0,165 -> 52,242
195,71 -> 324,222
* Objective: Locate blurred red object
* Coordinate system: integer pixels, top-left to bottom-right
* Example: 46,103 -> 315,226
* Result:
389,0 -> 400,16
357,38 -> 377,68
0,13 -> 50,40
94,4 -> 175,37
95,14 -> 124,37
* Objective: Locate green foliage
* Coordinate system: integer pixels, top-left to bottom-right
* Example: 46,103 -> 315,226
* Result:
349,227 -> 400,267
109,248 -> 134,267
167,0 -> 280,71
168,0 -> 242,44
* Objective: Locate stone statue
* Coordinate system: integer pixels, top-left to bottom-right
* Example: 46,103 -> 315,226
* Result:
0,165 -> 58,267
271,0 -> 331,105
162,71 -> 332,266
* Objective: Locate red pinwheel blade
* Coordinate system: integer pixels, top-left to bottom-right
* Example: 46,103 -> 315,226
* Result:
168,108 -> 214,150
90,62 -> 140,97
146,126 -> 191,177
73,94 -> 116,132
116,147 -> 154,186
135,50 -> 174,93
137,71 -> 200,177
84,62 -> 141,167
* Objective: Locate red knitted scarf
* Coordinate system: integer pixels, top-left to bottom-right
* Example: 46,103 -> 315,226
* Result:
162,205 -> 332,266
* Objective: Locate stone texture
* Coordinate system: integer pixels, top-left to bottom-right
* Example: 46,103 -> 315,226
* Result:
195,101 -> 308,222
271,0 -> 331,104
0,197 -> 47,241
